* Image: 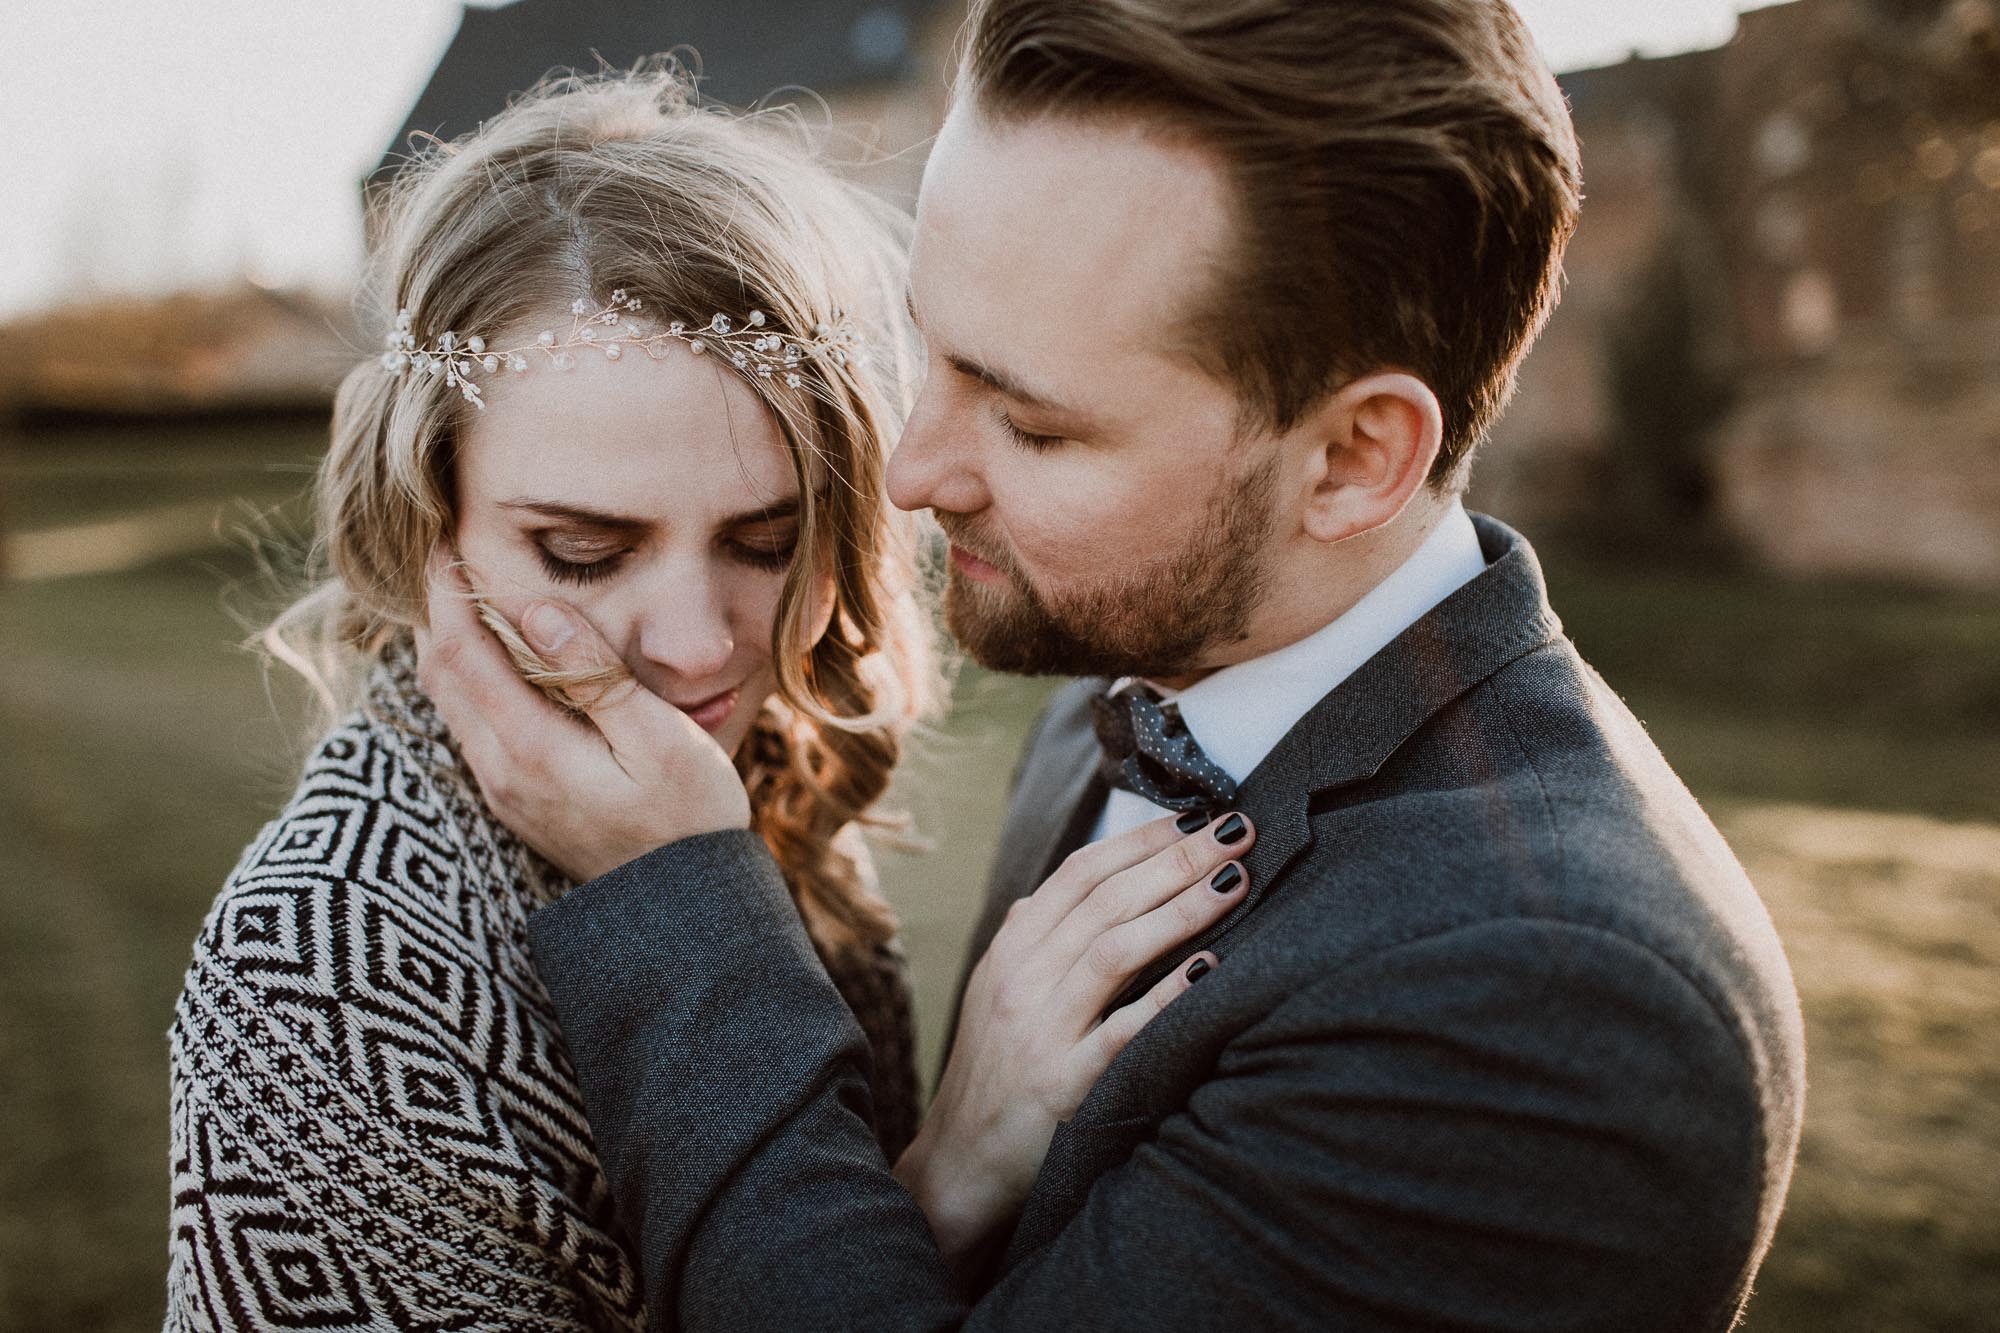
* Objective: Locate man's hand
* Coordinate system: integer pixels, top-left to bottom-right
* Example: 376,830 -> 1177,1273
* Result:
894,810 -> 1256,1273
413,546 -> 749,882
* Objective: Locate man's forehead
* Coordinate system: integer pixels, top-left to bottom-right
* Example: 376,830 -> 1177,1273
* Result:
913,104 -> 1233,365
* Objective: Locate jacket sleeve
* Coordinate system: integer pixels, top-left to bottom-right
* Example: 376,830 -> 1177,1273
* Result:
528,834 -> 1770,1333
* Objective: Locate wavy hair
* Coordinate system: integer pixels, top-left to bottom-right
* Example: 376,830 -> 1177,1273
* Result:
267,67 -> 939,961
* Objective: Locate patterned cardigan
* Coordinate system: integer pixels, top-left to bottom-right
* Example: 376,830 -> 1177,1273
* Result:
166,642 -> 919,1330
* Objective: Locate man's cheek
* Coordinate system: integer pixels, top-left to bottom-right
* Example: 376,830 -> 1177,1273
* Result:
1036,504 -> 1157,576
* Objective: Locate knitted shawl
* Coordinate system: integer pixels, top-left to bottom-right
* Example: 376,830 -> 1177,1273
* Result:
167,642 -> 918,1331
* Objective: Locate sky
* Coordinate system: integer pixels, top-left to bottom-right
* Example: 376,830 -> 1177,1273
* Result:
0,0 -> 1793,319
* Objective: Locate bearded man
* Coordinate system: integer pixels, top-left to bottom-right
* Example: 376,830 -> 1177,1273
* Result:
420,1 -> 1807,1328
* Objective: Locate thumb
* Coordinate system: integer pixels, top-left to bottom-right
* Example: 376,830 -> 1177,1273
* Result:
512,598 -> 632,709
511,600 -> 707,759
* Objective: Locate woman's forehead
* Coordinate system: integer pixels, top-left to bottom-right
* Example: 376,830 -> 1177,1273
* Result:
459,336 -> 807,517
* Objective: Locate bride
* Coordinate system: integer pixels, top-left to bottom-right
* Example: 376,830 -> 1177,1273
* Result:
165,72 -> 936,1329
168,65 -> 1238,1330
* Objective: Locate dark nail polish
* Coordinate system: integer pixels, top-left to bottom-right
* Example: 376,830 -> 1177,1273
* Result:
1215,813 -> 1248,846
1175,809 -> 1210,834
1186,958 -> 1211,983
1210,863 -> 1243,894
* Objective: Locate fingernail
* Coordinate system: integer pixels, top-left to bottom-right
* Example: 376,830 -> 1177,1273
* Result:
1209,863 -> 1243,894
1175,809 -> 1210,834
523,603 -> 574,652
1186,958 -> 1211,983
1215,813 -> 1248,846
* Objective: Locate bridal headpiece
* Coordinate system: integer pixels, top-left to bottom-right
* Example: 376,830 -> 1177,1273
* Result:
379,290 -> 861,409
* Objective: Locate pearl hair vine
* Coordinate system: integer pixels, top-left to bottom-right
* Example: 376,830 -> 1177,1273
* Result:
379,289 -> 860,409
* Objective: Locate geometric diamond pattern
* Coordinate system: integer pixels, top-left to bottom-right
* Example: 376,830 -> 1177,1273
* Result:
229,1214 -> 369,1328
166,636 -> 919,1331
167,641 -> 645,1330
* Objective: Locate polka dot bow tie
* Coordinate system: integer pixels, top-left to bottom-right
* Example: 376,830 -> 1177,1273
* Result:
1088,682 -> 1239,814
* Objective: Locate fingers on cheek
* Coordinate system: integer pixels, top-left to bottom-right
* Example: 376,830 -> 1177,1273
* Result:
420,632 -> 465,687
477,766 -> 520,815
493,730 -> 557,792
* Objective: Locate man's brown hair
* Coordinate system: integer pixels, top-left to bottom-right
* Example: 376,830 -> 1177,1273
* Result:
958,0 -> 1582,486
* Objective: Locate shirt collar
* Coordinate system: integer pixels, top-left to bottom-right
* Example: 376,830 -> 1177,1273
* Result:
1125,500 -> 1487,786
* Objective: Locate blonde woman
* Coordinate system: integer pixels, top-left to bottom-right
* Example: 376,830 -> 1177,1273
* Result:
165,72 -> 937,1330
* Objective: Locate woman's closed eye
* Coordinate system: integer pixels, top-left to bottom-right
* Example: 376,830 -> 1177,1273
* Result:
726,524 -> 800,571
533,534 -> 629,586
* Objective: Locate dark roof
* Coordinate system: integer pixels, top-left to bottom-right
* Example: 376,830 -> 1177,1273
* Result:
1557,46 -> 1722,122
373,0 -> 945,185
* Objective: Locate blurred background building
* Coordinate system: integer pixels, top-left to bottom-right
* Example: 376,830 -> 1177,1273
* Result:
1,2 -> 1995,1330
368,0 -> 964,208
6,0 -> 1996,587
1484,0 -> 2000,588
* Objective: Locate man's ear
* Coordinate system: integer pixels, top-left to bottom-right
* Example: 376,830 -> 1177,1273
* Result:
1295,372 -> 1444,544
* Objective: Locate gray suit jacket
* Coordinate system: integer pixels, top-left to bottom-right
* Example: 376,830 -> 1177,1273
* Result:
526,515 -> 1807,1331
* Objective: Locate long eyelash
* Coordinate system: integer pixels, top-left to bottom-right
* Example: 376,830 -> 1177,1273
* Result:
995,408 -> 1062,451
535,548 -> 624,586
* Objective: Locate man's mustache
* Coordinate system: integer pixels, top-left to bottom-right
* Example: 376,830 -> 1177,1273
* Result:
933,516 -> 1013,577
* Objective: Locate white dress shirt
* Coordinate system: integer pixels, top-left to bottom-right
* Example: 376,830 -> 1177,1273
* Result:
1089,500 -> 1488,843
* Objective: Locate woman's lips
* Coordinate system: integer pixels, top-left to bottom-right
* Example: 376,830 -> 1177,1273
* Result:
950,544 -> 1004,583
678,688 -> 740,732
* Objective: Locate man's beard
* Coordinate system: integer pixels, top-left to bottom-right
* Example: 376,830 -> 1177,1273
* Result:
940,456 -> 1278,679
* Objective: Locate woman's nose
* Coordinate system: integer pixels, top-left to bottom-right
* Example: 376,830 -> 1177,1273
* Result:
633,565 -> 737,683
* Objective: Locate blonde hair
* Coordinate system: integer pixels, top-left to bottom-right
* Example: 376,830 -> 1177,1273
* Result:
268,67 -> 939,960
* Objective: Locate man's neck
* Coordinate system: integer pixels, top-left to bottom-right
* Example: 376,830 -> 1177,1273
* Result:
1154,491 -> 1458,690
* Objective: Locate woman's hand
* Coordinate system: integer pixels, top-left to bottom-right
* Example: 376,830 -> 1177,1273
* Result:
894,810 -> 1255,1272
415,547 -> 749,882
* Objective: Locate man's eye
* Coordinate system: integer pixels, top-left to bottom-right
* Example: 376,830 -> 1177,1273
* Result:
995,409 -> 1063,451
535,547 -> 624,586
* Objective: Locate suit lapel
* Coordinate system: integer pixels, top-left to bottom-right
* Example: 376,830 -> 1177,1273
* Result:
1005,519 -> 1567,1266
967,684 -> 1106,959
1090,517 -> 1567,1079
941,684 -> 1108,1062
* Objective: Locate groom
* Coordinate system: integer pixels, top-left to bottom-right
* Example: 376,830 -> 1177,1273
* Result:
421,0 -> 1806,1327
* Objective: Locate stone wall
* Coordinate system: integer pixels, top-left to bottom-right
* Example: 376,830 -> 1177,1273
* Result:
1477,0 -> 2000,589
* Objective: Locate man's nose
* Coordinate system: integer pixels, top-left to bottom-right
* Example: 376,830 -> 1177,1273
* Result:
634,565 -> 736,683
888,384 -> 987,516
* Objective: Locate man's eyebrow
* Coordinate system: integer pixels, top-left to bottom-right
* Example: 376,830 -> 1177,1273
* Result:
946,352 -> 1071,415
907,289 -> 1078,419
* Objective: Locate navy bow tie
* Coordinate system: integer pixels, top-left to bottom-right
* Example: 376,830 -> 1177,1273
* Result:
1088,682 -> 1238,814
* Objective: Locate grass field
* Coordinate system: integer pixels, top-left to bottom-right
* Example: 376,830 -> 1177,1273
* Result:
2,424 -> 1996,1330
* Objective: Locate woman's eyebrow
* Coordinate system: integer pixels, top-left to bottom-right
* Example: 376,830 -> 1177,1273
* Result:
497,499 -> 648,530
498,497 -> 802,529
718,497 -> 803,528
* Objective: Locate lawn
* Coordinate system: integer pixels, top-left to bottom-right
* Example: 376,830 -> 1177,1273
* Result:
1,423 -> 1995,1330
